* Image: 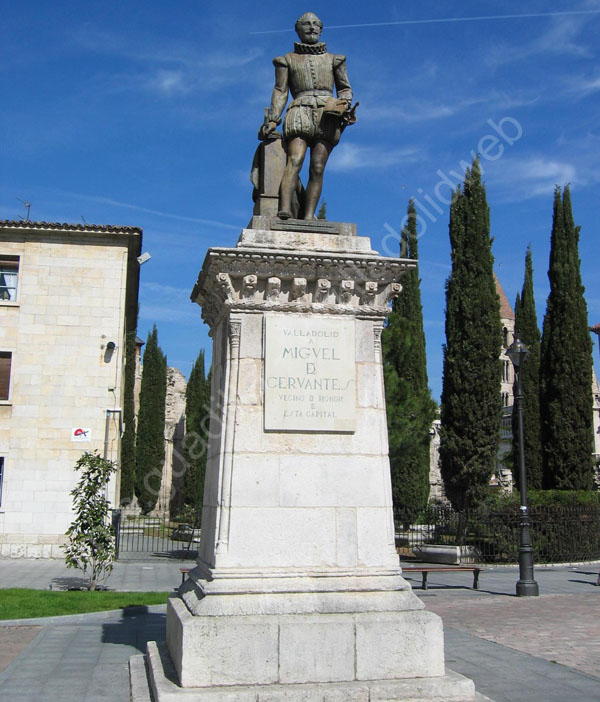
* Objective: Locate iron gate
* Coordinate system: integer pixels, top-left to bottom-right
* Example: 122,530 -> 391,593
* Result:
112,509 -> 200,560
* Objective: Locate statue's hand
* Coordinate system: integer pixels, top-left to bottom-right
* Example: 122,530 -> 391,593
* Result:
258,121 -> 279,140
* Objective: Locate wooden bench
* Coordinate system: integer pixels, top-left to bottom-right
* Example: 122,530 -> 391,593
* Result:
402,565 -> 483,591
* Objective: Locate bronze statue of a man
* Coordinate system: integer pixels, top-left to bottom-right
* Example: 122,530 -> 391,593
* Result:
259,12 -> 356,220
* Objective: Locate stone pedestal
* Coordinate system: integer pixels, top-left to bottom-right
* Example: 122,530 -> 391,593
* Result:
136,222 -> 478,701
250,138 -> 287,217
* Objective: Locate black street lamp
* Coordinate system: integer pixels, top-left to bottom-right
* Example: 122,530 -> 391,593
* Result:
506,337 -> 540,597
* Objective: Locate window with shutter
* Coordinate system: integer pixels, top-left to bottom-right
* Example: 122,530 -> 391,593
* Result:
0,352 -> 11,401
0,256 -> 19,301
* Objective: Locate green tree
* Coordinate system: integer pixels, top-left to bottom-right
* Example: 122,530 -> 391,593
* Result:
119,331 -> 137,505
135,325 -> 167,513
382,199 -> 437,516
182,350 -> 211,513
440,158 -> 502,515
512,247 -> 543,490
63,451 -> 117,590
540,186 -> 594,489
317,201 -> 327,220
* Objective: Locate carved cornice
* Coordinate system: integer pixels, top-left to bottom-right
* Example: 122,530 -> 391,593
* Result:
191,245 -> 414,330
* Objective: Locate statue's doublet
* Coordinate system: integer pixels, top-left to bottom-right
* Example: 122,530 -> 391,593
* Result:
272,42 -> 353,145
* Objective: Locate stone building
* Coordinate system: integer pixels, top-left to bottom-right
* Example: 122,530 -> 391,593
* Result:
153,366 -> 187,518
427,417 -> 444,502
493,273 -> 516,491
0,220 -> 141,557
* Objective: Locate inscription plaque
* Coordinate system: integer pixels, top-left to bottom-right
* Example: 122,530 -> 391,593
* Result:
264,314 -> 356,432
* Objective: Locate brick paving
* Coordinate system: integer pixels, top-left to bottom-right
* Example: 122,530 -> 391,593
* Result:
423,592 -> 600,678
0,626 -> 41,673
0,608 -> 166,702
0,560 -> 598,701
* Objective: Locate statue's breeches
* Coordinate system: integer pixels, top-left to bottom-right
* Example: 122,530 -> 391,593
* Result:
283,95 -> 342,146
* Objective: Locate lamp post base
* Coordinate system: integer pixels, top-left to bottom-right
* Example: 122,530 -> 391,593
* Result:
516,518 -> 539,597
516,579 -> 539,597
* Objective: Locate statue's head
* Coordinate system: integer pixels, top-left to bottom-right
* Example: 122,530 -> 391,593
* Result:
295,12 -> 323,44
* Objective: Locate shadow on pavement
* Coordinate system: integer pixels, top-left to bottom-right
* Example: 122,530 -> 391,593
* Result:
567,579 -> 599,587
51,576 -> 93,590
117,549 -> 198,562
404,578 -> 515,597
101,607 -> 167,654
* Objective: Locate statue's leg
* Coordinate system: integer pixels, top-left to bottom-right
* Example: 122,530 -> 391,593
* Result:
304,139 -> 333,220
279,138 -> 308,219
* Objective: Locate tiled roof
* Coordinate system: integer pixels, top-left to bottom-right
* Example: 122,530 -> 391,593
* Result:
590,323 -> 600,334
494,273 -> 515,321
0,220 -> 142,234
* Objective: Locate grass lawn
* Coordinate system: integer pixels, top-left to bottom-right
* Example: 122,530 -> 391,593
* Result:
0,589 -> 170,620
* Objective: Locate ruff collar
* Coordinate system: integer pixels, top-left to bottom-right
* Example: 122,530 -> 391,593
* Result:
294,41 -> 327,55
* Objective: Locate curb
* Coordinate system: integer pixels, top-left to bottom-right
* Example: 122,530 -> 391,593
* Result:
0,603 -> 167,627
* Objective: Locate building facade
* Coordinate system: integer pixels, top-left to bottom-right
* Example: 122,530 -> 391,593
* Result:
494,274 -> 516,491
0,220 -> 141,557
152,366 -> 187,518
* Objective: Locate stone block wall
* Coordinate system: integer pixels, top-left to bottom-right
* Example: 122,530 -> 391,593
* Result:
0,224 -> 140,557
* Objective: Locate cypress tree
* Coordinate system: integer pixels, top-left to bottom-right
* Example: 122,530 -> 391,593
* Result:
317,201 -> 327,220
382,199 -> 437,517
540,186 -> 594,489
512,247 -> 543,490
135,325 -> 167,513
182,350 -> 211,512
439,158 -> 502,514
119,330 -> 137,505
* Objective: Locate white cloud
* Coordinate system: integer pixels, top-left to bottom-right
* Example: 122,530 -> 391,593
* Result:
148,69 -> 188,96
485,16 -> 592,67
67,193 -> 240,230
73,27 -> 264,98
485,89 -> 541,110
362,97 -> 486,124
74,27 -> 262,71
358,89 -> 543,128
520,158 -> 576,182
490,156 -> 578,200
328,142 -> 419,172
567,73 -> 600,96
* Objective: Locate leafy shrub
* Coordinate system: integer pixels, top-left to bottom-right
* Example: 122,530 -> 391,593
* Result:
63,452 -> 116,590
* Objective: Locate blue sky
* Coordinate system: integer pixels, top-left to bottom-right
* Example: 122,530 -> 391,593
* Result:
3,1 -> 600,400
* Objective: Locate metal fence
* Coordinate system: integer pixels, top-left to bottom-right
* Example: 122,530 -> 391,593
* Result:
111,503 -> 600,564
112,509 -> 200,561
394,503 -> 600,564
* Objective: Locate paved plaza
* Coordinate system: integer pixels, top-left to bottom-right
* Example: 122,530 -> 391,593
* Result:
0,559 -> 598,701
